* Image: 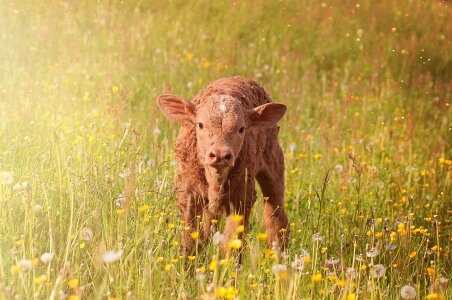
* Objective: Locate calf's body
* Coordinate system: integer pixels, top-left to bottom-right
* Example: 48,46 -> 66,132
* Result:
157,77 -> 289,253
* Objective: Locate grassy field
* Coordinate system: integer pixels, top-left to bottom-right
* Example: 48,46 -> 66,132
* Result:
0,1 -> 451,299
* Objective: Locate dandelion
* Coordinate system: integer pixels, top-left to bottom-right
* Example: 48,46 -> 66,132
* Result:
153,127 -> 161,137
80,227 -> 93,241
312,233 -> 324,241
232,215 -> 244,223
102,249 -> 124,263
212,231 -> 224,245
346,294 -> 356,300
271,264 -> 288,279
257,233 -> 268,240
190,231 -> 199,240
209,258 -> 217,271
366,247 -> 380,258
426,293 -> 440,300
40,252 -> 53,264
311,273 -> 322,283
228,239 -> 242,249
236,225 -> 245,233
68,278 -> 79,289
371,264 -> 386,278
13,181 -> 29,192
400,285 -> 416,299
0,171 -> 13,185
164,264 -> 172,270
291,256 -> 304,271
335,164 -> 344,173
17,259 -> 32,271
34,275 -> 47,284
408,251 -> 417,258
346,267 -> 357,279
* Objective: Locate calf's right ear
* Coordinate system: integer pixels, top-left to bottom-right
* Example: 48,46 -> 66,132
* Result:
157,94 -> 195,123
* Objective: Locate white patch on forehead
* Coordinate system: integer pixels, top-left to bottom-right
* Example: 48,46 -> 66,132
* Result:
218,102 -> 229,113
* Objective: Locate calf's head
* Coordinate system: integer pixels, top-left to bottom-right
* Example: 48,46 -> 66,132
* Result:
157,93 -> 286,206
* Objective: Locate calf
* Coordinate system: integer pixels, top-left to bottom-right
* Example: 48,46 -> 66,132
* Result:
157,76 -> 289,253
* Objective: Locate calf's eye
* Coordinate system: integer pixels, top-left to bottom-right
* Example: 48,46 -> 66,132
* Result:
198,123 -> 204,129
239,127 -> 245,133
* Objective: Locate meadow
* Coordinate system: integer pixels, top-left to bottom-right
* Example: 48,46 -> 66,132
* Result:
0,1 -> 450,299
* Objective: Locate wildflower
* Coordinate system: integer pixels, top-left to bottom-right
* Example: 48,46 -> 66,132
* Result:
69,295 -> 79,300
291,256 -> 305,271
34,275 -> 47,284
427,267 -> 435,276
426,293 -> 440,300
347,294 -> 356,300
102,249 -> 124,263
17,259 -> 32,271
13,181 -> 29,192
80,227 -> 93,241
68,278 -> 79,289
335,164 -> 344,173
366,247 -> 380,258
112,86 -> 119,93
371,264 -> 386,278
212,231 -> 224,245
190,231 -> 199,240
164,264 -> 172,270
272,264 -> 288,279
232,215 -> 244,223
257,233 -> 268,240
153,127 -> 161,137
10,265 -> 21,275
408,252 -> 417,258
0,171 -> 13,185
139,205 -> 149,212
312,233 -> 324,241
188,255 -> 196,261
346,267 -> 357,279
338,279 -> 346,287
209,258 -> 217,271
311,273 -> 322,283
228,239 -> 242,249
40,252 -> 53,264
168,223 -> 175,229
400,285 -> 416,299
236,225 -> 244,233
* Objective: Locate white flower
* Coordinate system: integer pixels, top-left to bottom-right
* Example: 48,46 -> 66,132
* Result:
115,194 -> 126,207
400,285 -> 416,299
80,227 -> 93,241
312,233 -> 324,241
334,164 -> 344,173
0,171 -> 13,185
102,249 -> 124,263
271,264 -> 287,276
371,264 -> 386,278
366,247 -> 380,258
212,231 -> 224,245
289,143 -> 296,153
153,127 -> 161,137
40,252 -> 53,264
346,267 -> 357,279
17,259 -> 32,271
291,256 -> 305,271
186,82 -> 193,89
13,181 -> 29,192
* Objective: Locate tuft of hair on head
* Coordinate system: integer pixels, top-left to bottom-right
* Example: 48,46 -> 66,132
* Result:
219,102 -> 229,113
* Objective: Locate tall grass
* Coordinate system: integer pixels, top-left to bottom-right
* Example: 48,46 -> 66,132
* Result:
0,1 -> 450,299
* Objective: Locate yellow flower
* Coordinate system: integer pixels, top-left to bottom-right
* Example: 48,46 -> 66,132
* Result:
34,275 -> 47,284
321,247 -> 328,254
311,273 -> 322,283
68,278 -> 79,289
10,265 -> 21,274
327,274 -> 337,281
408,252 -> 417,258
209,259 -> 217,271
31,258 -> 39,266
211,219 -> 218,224
69,295 -> 79,300
257,233 -> 268,240
427,267 -> 435,276
426,293 -> 440,300
236,225 -> 244,233
164,264 -> 172,270
375,232 -> 383,238
188,255 -> 196,261
232,215 -> 244,223
167,223 -> 175,229
112,86 -> 119,93
360,264 -> 367,271
338,280 -> 346,287
228,239 -> 242,249
190,231 -> 199,240
347,293 -> 356,300
303,256 -> 311,264
80,242 -> 86,249
139,205 -> 149,212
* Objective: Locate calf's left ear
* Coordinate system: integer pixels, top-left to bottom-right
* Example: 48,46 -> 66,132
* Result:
247,103 -> 287,128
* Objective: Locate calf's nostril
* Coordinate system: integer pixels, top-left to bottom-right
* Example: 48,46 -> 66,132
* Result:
209,152 -> 216,159
224,153 -> 232,161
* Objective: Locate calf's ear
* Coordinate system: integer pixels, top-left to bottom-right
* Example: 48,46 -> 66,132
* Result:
247,103 -> 287,128
157,94 -> 195,123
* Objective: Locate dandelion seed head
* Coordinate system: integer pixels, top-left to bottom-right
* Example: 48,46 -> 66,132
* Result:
102,249 -> 124,263
400,285 -> 416,299
40,252 -> 53,264
371,264 -> 386,278
0,171 -> 13,185
17,259 -> 32,271
80,227 -> 93,241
